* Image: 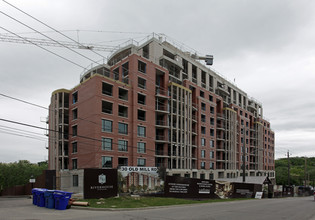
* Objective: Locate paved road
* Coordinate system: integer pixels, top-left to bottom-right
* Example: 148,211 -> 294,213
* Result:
1,196 -> 315,220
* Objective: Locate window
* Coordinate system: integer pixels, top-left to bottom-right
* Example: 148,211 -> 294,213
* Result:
118,158 -> 128,167
201,102 -> 206,111
137,142 -> 146,153
200,173 -> 205,180
210,106 -> 214,114
72,125 -> 77,137
73,175 -> 78,187
72,108 -> 78,120
137,109 -> 146,121
210,117 -> 215,125
118,122 -> 128,135
118,140 -> 128,152
209,173 -> 214,180
118,105 -> 128,118
138,93 -> 146,105
102,82 -> 113,96
72,159 -> 77,169
137,126 -> 146,137
118,88 -> 128,101
201,162 -> 205,169
122,62 -> 129,84
210,129 -> 214,136
210,151 -> 214,159
210,140 -> 214,148
192,65 -> 197,82
72,91 -> 78,104
137,158 -> 146,166
102,156 -> 112,168
138,77 -> 146,89
201,150 -> 205,158
200,90 -> 204,98
113,67 -> 119,80
210,162 -> 214,169
102,138 -> 112,151
72,142 -> 77,153
102,101 -> 113,114
201,126 -> 206,134
138,60 -> 146,73
201,114 -> 206,123
102,119 -> 113,132
201,138 -> 206,146
209,95 -> 213,102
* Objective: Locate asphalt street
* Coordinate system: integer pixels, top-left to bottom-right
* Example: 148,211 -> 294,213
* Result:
1,196 -> 315,220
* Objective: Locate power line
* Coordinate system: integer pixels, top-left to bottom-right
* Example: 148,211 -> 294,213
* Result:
0,93 -> 48,110
0,124 -> 46,138
0,117 -> 218,165
0,129 -> 46,142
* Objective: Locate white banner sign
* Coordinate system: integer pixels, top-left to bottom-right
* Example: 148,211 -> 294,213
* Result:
120,166 -> 158,173
255,192 -> 263,199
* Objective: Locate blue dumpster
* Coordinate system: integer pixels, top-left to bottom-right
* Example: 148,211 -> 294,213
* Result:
36,189 -> 47,207
31,188 -> 39,205
53,190 -> 72,210
44,190 -> 55,209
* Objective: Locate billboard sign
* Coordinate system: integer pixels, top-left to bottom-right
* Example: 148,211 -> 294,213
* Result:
164,175 -> 216,198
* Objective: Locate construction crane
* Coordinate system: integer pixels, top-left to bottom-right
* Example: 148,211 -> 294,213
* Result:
0,33 -> 115,52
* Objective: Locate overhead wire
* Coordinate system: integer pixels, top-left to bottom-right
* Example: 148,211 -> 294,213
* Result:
0,117 -> 223,166
0,26 -> 86,69
0,124 -> 46,138
0,10 -> 104,67
0,129 -> 46,142
2,0 -> 107,60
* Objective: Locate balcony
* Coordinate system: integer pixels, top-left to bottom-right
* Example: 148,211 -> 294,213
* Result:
247,102 -> 257,111
155,87 -> 169,99
217,124 -> 226,131
156,135 -> 168,143
217,134 -> 225,141
192,103 -> 198,111
192,114 -> 197,122
217,113 -> 225,120
155,150 -> 168,157
156,120 -> 169,128
216,84 -> 230,96
155,104 -> 168,113
159,55 -> 183,70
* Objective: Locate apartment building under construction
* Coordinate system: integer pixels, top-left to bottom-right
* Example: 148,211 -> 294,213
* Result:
48,35 -> 275,191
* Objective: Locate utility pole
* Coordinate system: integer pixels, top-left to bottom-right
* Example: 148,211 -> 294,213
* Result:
304,156 -> 307,187
242,126 -> 246,183
287,150 -> 290,186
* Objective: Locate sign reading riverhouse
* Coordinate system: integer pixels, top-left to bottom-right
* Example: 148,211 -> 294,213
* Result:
84,169 -> 118,199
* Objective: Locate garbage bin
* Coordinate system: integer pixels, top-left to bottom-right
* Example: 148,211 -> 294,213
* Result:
54,190 -> 73,210
36,189 -> 47,207
31,188 -> 39,205
44,190 -> 55,209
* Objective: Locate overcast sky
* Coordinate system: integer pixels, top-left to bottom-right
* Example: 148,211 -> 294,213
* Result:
1,0 -> 315,163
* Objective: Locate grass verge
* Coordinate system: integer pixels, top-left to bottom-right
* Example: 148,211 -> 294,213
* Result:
78,196 -> 251,209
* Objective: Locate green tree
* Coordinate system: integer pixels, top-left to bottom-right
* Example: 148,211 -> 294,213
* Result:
0,160 -> 47,190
